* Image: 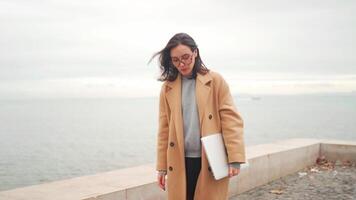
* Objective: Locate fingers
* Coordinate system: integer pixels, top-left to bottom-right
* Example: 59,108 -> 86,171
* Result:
228,167 -> 240,177
228,167 -> 233,177
157,175 -> 163,189
161,175 -> 166,188
157,174 -> 166,191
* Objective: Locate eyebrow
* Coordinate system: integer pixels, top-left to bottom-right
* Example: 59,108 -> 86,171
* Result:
171,53 -> 190,58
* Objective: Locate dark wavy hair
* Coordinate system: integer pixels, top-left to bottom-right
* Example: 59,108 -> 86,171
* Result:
148,33 -> 209,81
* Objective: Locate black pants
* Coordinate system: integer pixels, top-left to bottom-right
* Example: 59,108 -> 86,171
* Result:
185,157 -> 201,200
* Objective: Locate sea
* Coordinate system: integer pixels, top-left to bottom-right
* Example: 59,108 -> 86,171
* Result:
0,93 -> 355,191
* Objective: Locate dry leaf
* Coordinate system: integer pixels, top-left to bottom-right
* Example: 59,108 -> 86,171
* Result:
298,172 -> 307,177
310,168 -> 319,173
342,160 -> 352,167
270,189 -> 283,195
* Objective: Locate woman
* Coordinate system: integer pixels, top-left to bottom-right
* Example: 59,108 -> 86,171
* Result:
150,33 -> 246,200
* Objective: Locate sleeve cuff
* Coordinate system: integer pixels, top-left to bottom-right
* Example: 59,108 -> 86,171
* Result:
229,162 -> 242,169
157,170 -> 167,175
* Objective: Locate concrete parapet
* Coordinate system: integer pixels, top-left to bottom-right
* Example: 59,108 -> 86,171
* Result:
320,139 -> 356,162
0,138 -> 355,200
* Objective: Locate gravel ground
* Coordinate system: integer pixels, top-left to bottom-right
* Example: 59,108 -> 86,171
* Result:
230,157 -> 356,200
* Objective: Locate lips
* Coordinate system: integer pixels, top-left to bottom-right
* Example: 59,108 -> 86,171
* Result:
181,68 -> 188,72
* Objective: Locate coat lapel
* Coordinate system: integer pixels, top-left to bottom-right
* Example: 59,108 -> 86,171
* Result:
196,72 -> 212,134
166,73 -> 185,158
165,72 -> 212,158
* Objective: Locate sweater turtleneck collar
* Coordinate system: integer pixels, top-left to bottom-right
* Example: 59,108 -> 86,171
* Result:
181,72 -> 195,80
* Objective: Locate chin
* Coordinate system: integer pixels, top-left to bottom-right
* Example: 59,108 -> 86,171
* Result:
181,70 -> 192,76
181,72 -> 188,75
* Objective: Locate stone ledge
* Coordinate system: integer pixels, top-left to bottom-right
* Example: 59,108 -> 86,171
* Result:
0,138 -> 355,200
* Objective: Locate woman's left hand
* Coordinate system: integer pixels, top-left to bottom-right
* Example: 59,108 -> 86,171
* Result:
228,166 -> 240,177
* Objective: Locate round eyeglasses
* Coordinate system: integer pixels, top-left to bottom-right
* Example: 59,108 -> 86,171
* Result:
171,53 -> 193,66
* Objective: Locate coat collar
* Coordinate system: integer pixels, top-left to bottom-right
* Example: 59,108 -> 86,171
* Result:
165,71 -> 212,158
165,71 -> 212,89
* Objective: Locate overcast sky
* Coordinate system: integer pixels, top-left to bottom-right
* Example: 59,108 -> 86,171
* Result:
0,0 -> 355,99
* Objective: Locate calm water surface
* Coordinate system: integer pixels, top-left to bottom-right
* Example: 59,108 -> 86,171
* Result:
0,94 -> 355,191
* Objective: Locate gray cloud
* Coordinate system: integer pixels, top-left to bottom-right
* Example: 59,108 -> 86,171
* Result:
0,0 -> 355,97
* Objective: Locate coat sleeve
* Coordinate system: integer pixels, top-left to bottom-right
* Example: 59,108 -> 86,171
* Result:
156,84 -> 169,171
218,75 -> 246,163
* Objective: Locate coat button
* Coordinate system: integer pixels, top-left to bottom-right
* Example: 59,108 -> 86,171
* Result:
170,142 -> 174,147
208,114 -> 213,120
169,166 -> 173,171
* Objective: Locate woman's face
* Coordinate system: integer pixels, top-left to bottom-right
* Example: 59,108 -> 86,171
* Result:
170,44 -> 197,76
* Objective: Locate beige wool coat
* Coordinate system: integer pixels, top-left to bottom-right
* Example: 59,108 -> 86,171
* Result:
156,70 -> 246,200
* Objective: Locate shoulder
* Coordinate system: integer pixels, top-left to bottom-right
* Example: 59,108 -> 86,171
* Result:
159,78 -> 172,89
207,70 -> 228,88
161,81 -> 169,88
158,81 -> 169,97
208,70 -> 224,81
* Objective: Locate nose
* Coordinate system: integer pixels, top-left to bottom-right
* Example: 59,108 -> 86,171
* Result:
179,62 -> 185,68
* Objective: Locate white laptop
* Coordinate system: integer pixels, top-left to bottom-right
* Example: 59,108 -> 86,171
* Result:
201,133 -> 249,180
